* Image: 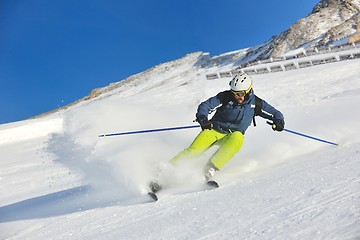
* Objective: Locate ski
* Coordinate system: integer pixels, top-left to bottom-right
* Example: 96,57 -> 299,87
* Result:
146,180 -> 219,202
206,180 -> 219,189
148,191 -> 158,201
145,178 -> 220,202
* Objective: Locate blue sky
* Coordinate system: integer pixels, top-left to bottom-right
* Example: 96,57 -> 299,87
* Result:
0,0 -> 319,124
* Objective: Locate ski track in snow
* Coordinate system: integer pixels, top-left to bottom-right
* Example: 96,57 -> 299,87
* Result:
0,59 -> 360,239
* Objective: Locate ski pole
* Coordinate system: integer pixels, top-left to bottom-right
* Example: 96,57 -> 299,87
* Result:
98,124 -> 200,138
267,121 -> 339,146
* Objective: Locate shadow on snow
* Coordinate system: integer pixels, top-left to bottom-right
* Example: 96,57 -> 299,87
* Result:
0,185 -> 151,223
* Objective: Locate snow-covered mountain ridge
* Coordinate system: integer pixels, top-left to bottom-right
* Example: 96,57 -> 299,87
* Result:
28,0 -> 360,119
75,0 -> 360,107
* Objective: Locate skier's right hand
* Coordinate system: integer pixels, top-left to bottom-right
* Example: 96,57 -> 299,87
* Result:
196,115 -> 213,130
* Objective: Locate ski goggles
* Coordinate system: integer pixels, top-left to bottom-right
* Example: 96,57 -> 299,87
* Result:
231,90 -> 247,97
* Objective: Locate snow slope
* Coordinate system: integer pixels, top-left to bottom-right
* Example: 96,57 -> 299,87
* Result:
0,57 -> 360,239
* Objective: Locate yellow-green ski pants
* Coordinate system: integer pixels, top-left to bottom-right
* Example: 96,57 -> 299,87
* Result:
170,129 -> 244,170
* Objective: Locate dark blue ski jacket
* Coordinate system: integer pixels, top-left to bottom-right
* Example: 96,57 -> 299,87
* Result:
196,90 -> 284,134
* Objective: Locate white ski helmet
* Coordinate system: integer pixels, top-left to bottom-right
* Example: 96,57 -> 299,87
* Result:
229,73 -> 253,93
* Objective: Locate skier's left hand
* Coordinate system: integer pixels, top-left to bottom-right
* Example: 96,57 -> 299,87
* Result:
271,119 -> 285,132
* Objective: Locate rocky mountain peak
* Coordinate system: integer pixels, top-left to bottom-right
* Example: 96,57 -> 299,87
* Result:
245,0 -> 360,61
312,0 -> 360,13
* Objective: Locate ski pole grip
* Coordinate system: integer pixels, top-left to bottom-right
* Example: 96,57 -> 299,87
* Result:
266,121 -> 275,129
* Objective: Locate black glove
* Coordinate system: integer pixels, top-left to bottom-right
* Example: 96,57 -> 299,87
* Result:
270,119 -> 285,132
196,115 -> 213,130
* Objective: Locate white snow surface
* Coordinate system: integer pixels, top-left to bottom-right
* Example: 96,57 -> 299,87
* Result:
1,57 -> 360,240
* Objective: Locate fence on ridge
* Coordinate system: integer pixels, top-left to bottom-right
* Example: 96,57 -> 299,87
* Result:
205,42 -> 360,80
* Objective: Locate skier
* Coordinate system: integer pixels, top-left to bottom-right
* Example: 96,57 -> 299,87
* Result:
150,73 -> 284,194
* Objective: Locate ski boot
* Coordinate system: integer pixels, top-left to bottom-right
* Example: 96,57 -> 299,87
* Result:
149,181 -> 162,193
